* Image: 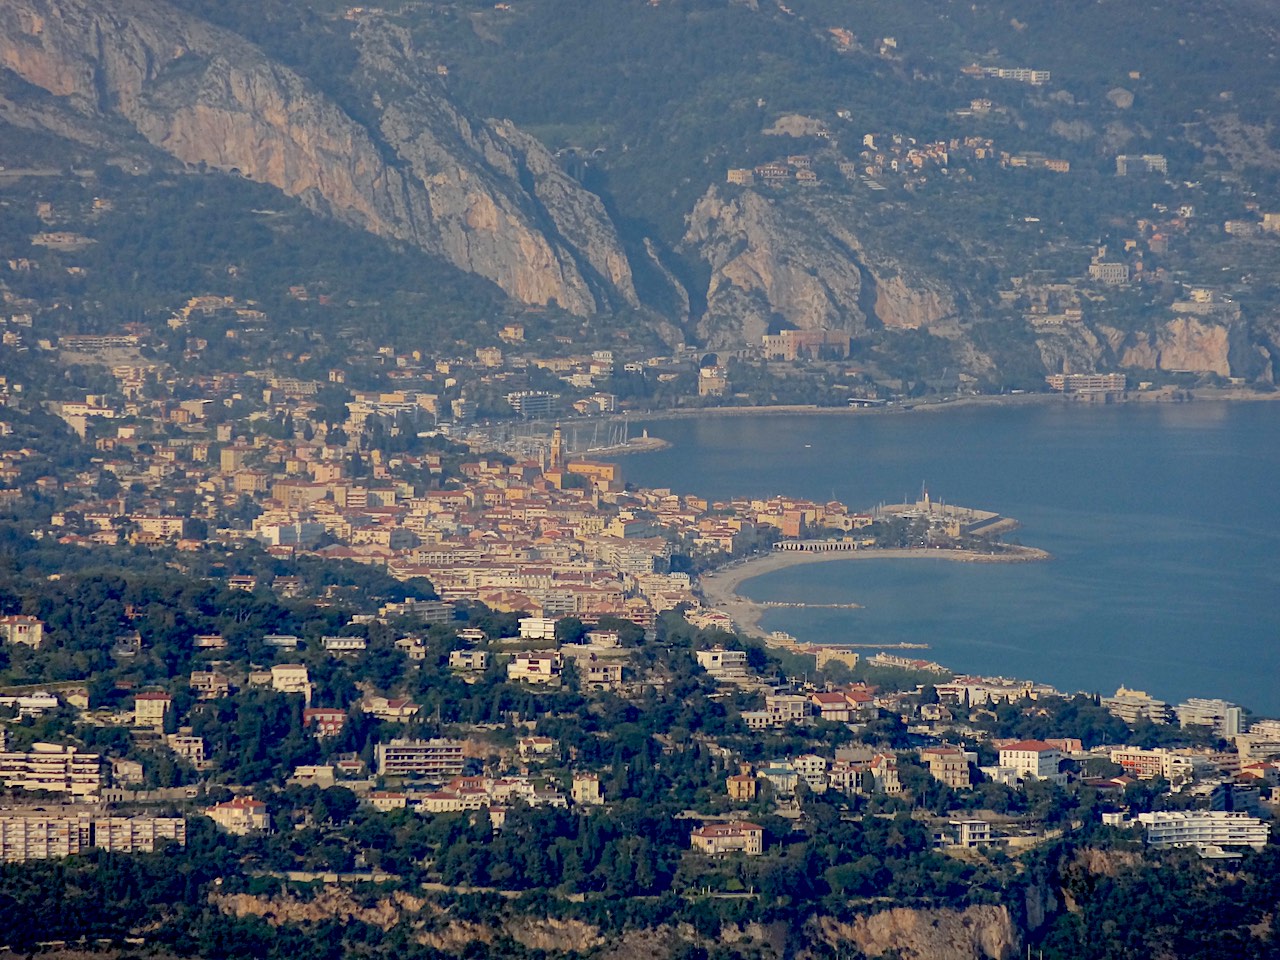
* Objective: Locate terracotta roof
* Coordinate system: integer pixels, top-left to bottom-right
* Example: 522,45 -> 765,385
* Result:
1000,739 -> 1057,753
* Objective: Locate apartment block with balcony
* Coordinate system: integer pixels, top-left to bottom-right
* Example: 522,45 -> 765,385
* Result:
0,743 -> 101,798
1137,811 -> 1267,852
375,738 -> 466,779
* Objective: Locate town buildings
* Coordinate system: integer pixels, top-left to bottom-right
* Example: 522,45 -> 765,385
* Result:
939,819 -> 992,850
726,771 -> 758,802
190,670 -> 232,699
303,708 -> 347,737
1045,373 -> 1127,394
571,774 -> 603,805
507,650 -> 564,684
1175,698 -> 1243,737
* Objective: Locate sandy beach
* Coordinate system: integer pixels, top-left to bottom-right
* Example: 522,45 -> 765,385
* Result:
697,545 -> 1051,637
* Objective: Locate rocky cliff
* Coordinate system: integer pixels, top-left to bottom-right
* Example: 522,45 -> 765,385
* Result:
0,0 -> 636,314
682,186 -> 956,348
808,905 -> 1019,960
1108,316 -> 1236,377
682,187 -> 869,347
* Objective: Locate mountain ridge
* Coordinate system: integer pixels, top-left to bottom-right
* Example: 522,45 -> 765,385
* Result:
0,0 -> 638,315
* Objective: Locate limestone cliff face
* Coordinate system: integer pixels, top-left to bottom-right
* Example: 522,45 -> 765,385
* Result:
682,186 -> 955,347
0,0 -> 636,314
683,187 -> 870,347
871,273 -> 955,330
808,905 -> 1018,960
1034,323 -> 1110,375
1109,317 -> 1236,377
214,888 -> 425,931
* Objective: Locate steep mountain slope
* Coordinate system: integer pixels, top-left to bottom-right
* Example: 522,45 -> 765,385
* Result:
0,0 -> 637,314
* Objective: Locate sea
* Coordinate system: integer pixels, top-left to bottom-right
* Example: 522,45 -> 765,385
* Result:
623,400 -> 1280,716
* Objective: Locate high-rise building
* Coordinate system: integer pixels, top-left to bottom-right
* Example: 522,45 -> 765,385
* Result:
1176,698 -> 1242,737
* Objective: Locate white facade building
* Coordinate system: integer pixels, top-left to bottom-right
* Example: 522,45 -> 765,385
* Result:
1137,811 -> 1268,851
998,740 -> 1064,783
695,646 -> 750,681
518,616 -> 559,640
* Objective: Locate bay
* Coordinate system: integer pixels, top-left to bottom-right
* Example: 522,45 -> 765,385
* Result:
624,401 -> 1280,716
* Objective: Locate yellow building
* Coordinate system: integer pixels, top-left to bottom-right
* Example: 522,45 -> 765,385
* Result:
690,821 -> 763,856
206,797 -> 269,834
726,773 -> 758,802
566,459 -> 622,492
133,692 -> 172,729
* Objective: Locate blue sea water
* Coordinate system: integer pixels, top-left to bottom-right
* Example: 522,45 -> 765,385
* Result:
623,401 -> 1280,715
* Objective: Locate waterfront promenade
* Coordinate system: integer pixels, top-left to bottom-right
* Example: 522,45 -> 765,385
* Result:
698,544 -> 1050,637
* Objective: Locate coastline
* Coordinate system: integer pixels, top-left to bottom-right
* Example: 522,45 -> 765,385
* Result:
617,386 -> 1280,425
697,545 -> 1051,638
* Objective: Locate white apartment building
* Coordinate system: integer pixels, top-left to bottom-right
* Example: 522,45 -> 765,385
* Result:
1110,747 -> 1200,783
695,646 -> 750,681
93,816 -> 187,853
941,819 -> 992,849
507,651 -> 563,684
271,664 -> 313,703
1176,698 -> 1243,737
0,743 -> 101,798
1137,811 -> 1268,851
1102,686 -> 1173,725
0,814 -> 185,861
0,815 -> 88,861
998,740 -> 1064,783
322,635 -> 367,653
518,616 -> 559,640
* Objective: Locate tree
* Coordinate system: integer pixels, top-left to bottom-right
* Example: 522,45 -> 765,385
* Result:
554,616 -> 588,645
